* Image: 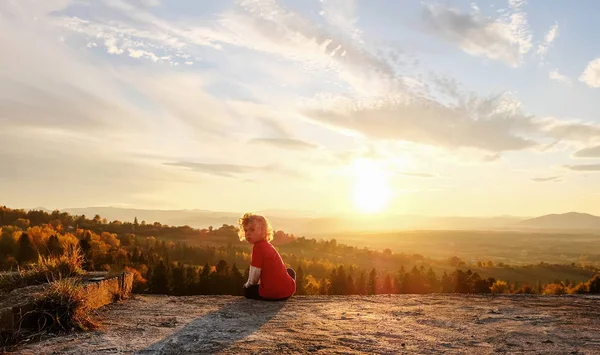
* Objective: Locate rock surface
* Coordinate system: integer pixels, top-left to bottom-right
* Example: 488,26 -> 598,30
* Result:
14,294 -> 600,354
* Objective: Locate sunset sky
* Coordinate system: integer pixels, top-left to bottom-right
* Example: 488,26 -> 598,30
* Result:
2,0 -> 600,217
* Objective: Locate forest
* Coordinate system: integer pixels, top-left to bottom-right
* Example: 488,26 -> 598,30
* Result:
1,206 -> 599,296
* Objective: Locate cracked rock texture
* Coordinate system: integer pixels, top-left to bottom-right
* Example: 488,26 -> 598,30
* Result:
15,294 -> 600,354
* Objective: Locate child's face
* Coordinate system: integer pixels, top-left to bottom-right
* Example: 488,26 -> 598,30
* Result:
244,220 -> 265,244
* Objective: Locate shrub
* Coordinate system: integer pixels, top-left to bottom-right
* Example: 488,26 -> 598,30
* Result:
587,273 -> 600,294
542,283 -> 566,295
514,283 -> 536,294
568,282 -> 589,294
2,279 -> 98,351
490,280 -> 509,293
0,247 -> 84,292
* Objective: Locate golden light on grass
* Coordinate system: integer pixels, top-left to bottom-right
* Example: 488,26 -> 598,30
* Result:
350,158 -> 393,214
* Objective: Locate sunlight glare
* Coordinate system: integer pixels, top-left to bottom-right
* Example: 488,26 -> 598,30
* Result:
351,159 -> 393,214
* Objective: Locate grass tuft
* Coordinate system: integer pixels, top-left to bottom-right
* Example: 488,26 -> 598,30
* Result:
0,247 -> 85,292
2,278 -> 99,351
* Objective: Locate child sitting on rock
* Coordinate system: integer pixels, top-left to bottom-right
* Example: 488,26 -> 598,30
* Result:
238,212 -> 296,301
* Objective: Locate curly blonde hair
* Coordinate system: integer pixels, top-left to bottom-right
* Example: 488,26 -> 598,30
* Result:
237,212 -> 274,242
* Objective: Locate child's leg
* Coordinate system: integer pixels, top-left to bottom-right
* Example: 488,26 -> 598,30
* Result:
286,268 -> 296,281
243,284 -> 262,299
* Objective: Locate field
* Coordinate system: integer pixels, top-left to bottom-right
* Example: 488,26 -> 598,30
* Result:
315,229 -> 600,265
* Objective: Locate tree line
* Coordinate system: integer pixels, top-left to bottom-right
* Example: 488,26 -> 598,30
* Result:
1,206 -> 599,296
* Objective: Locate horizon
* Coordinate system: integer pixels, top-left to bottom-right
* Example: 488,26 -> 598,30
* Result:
12,203 -> 600,221
3,0 -> 600,217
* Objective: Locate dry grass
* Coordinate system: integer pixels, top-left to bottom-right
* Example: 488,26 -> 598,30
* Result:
0,247 -> 85,292
1,278 -> 99,351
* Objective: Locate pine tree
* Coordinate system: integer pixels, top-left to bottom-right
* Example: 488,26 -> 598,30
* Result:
17,233 -> 37,264
346,274 -> 355,295
296,265 -> 306,295
171,262 -> 186,296
199,262 -> 212,295
356,270 -> 367,295
383,273 -> 392,294
367,268 -> 377,295
150,260 -> 170,294
230,263 -> 244,295
47,235 -> 64,256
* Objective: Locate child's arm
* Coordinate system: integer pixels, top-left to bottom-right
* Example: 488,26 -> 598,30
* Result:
244,266 -> 261,288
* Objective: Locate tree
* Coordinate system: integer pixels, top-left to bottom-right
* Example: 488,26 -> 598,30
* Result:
199,262 -> 212,294
490,280 -> 509,294
230,263 -> 244,295
0,228 -> 17,258
149,259 -> 170,294
171,262 -> 187,296
296,265 -> 306,295
17,233 -> 37,264
367,268 -> 377,295
382,273 -> 392,294
356,270 -> 367,295
346,274 -> 355,295
47,235 -> 64,256
587,273 -> 600,294
330,266 -> 347,295
425,267 -> 439,293
453,270 -> 470,293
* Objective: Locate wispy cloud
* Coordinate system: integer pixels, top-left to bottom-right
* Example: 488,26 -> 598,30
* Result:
421,2 -> 532,67
164,161 -> 305,179
531,176 -> 561,182
537,23 -> 559,59
163,161 -> 259,178
304,92 -> 537,153
248,138 -> 318,150
398,172 -> 437,178
573,145 -> 600,158
564,164 -> 600,172
536,117 -> 600,144
549,69 -> 571,85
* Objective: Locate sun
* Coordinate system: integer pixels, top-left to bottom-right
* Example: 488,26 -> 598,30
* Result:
350,159 -> 393,214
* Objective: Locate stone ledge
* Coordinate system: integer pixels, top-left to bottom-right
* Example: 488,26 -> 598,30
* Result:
0,271 -> 133,331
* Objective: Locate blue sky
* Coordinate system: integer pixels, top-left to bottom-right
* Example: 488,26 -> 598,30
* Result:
2,0 -> 600,217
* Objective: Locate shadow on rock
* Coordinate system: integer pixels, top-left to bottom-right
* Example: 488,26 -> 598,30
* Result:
136,297 -> 286,354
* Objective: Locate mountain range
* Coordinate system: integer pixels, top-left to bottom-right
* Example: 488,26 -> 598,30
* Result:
26,207 -> 600,236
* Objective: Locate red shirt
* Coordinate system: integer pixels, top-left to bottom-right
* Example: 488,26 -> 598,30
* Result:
251,240 -> 296,299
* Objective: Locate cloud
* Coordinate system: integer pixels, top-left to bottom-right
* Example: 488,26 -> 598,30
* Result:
304,92 -> 537,153
537,23 -> 559,59
0,7 -> 149,135
164,161 -> 305,178
564,164 -> 600,172
0,127 -> 185,210
573,145 -> 600,158
549,69 -> 571,85
215,0 -> 402,96
536,117 -> 600,144
421,3 -> 532,67
531,176 -> 561,182
579,58 -> 600,88
137,0 -> 161,6
398,172 -> 437,178
248,138 -> 318,150
164,161 -> 259,178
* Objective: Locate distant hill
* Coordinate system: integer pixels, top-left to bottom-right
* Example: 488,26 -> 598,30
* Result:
514,212 -> 600,231
22,206 -> 525,236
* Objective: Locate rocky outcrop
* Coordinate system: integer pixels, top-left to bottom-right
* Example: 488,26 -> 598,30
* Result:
0,272 -> 133,332
14,293 -> 600,354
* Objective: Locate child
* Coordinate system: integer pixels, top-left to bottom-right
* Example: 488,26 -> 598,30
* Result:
238,212 -> 296,301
